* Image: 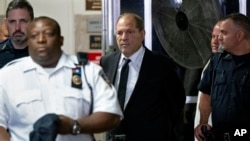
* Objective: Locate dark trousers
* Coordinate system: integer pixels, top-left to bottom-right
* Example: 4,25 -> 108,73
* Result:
184,104 -> 196,141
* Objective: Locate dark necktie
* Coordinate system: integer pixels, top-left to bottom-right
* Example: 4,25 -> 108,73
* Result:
118,58 -> 131,110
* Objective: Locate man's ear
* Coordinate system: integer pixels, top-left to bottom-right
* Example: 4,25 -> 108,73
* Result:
237,30 -> 245,41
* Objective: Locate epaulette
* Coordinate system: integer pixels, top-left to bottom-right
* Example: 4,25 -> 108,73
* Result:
0,39 -> 10,50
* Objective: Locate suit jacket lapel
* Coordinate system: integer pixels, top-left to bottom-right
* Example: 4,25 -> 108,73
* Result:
109,52 -> 121,84
124,48 -> 151,111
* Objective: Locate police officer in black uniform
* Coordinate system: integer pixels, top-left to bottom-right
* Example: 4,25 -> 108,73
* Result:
195,13 -> 250,141
0,0 -> 34,68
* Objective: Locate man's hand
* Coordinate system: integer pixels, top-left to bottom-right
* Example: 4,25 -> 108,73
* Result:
194,124 -> 212,141
0,126 -> 10,141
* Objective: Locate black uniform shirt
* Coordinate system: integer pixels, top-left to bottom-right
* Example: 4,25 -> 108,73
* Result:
0,38 -> 28,68
198,52 -> 250,132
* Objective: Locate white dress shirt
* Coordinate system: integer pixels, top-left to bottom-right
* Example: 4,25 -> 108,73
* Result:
115,47 -> 145,109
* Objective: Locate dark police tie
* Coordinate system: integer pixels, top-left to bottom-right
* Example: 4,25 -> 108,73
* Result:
118,58 -> 131,110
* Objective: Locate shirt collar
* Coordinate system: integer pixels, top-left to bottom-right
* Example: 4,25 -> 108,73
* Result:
119,46 -> 145,68
21,53 -> 77,73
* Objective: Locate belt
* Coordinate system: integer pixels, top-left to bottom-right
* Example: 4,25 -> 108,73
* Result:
108,125 -> 126,141
108,133 -> 126,141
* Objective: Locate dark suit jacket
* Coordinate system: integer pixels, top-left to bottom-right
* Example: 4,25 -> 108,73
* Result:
100,47 -> 185,141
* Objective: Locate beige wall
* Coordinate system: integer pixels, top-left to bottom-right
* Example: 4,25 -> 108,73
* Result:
0,0 -> 7,14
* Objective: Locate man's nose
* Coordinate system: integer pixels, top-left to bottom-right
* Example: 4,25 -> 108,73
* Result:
121,32 -> 129,39
15,22 -> 21,30
214,35 -> 220,43
37,33 -> 46,43
218,33 -> 223,41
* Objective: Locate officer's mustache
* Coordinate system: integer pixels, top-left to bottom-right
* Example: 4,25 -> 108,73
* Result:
13,31 -> 24,36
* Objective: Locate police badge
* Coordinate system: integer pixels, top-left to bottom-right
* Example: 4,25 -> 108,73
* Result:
71,65 -> 82,89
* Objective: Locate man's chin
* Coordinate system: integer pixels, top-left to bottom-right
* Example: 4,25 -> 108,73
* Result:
35,57 -> 48,64
12,37 -> 26,43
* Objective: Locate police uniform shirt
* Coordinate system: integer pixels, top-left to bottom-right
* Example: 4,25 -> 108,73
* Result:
198,52 -> 250,131
0,53 -> 123,141
0,38 -> 29,68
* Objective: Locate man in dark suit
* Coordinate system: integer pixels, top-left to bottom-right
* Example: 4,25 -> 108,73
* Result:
100,12 -> 186,141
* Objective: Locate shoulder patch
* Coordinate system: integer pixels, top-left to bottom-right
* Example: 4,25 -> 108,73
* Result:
1,44 -> 7,50
0,39 -> 10,50
99,69 -> 112,88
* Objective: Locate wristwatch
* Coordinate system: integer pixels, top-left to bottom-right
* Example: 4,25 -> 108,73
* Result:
72,120 -> 81,135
